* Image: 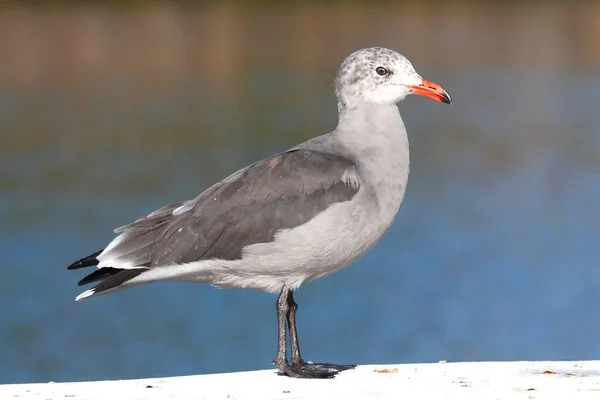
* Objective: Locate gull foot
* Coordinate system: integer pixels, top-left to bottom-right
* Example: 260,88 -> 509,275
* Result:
276,362 -> 340,379
294,361 -> 356,372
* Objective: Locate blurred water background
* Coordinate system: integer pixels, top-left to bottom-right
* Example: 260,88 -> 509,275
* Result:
1,0 -> 599,384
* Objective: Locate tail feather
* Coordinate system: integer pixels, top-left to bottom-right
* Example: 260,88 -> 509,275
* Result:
67,250 -> 103,270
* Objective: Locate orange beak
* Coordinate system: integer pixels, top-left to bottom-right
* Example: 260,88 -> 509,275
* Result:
408,79 -> 452,104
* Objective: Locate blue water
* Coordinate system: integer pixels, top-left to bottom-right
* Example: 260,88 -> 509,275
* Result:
1,60 -> 599,384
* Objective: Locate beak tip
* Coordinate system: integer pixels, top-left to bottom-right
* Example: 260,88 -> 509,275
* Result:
440,90 -> 452,105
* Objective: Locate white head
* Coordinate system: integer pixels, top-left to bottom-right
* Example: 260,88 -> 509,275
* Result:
334,47 -> 451,111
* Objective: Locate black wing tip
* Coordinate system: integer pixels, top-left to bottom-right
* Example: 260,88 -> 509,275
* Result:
75,268 -> 145,300
67,249 -> 104,270
89,269 -> 145,294
77,267 -> 121,286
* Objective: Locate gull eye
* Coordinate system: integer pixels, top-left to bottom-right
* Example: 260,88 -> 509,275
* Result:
375,66 -> 388,76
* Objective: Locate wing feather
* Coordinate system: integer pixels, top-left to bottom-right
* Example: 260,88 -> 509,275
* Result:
95,149 -> 359,270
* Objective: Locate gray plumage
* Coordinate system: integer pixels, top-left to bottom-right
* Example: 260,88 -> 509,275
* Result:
69,45 -> 451,307
99,149 -> 358,268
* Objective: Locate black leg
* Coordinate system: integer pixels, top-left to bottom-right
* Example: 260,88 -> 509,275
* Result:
271,288 -> 289,369
286,290 -> 302,363
272,288 -> 340,379
287,290 -> 356,373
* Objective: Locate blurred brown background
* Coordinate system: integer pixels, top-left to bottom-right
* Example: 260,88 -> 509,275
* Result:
2,1 -> 599,149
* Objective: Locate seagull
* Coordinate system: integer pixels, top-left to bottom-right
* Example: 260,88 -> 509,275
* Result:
68,47 -> 451,379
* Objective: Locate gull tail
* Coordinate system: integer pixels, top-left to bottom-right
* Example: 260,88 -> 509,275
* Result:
68,249 -> 147,301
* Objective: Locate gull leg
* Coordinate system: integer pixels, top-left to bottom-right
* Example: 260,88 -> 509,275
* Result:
287,290 -> 356,374
272,288 -> 338,379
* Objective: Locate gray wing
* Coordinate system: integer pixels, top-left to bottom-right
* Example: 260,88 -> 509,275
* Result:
96,149 -> 360,269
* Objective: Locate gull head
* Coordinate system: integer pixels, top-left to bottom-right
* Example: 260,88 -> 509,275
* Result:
334,47 -> 451,111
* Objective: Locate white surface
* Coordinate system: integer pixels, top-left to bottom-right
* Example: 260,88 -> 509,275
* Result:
2,361 -> 599,400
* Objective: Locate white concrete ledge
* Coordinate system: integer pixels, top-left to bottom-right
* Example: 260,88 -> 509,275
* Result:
2,361 -> 599,400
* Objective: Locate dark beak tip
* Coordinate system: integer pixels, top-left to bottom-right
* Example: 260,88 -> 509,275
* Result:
442,92 -> 452,105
